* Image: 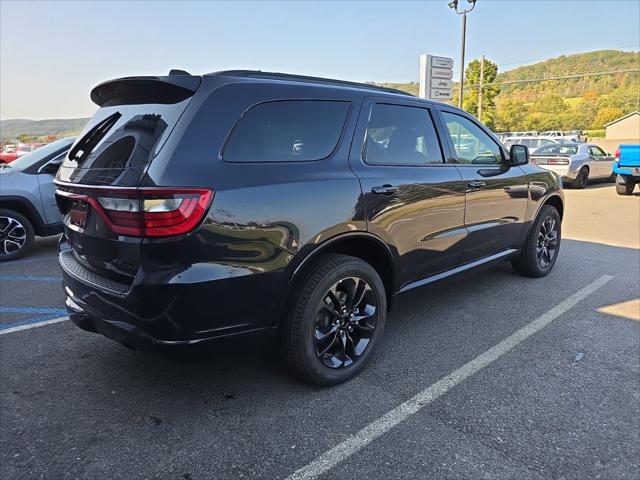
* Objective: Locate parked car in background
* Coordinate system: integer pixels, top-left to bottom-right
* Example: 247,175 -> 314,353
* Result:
540,131 -> 582,142
613,144 -> 640,195
0,143 -> 46,164
0,137 -> 75,260
503,136 -> 568,153
530,143 -> 615,188
54,70 -> 563,385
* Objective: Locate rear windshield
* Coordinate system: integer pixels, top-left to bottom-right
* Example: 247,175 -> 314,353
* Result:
58,98 -> 191,185
534,144 -> 578,155
223,100 -> 350,162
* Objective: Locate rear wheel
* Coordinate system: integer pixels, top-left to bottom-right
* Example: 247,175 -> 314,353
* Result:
616,175 -> 635,195
281,254 -> 386,385
511,205 -> 561,277
0,209 -> 35,262
574,167 -> 589,189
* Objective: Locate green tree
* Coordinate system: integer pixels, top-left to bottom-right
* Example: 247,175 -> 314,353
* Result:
494,98 -> 528,131
17,133 -> 32,143
592,107 -> 624,128
462,58 -> 499,127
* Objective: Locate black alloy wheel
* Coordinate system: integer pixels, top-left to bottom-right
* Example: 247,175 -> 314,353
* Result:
575,168 -> 589,189
281,254 -> 387,385
313,276 -> 378,369
511,204 -> 561,277
536,215 -> 559,269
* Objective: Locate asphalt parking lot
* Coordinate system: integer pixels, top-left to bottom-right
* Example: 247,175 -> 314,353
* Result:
1,184 -> 638,480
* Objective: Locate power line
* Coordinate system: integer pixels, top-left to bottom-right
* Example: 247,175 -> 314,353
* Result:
475,68 -> 640,87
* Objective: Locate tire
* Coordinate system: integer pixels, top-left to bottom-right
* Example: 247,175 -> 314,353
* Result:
574,167 -> 589,189
0,209 -> 35,261
281,254 -> 387,385
616,176 -> 635,195
511,205 -> 561,278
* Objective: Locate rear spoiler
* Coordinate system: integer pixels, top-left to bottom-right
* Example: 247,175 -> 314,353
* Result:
90,76 -> 202,107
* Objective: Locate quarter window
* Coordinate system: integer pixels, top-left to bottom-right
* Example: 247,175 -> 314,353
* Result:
224,100 -> 350,162
364,104 -> 443,166
441,112 -> 502,165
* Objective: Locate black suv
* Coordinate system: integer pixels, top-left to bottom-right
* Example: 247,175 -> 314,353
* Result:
55,71 -> 563,385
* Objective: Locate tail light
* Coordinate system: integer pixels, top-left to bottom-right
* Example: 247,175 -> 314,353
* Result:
56,187 -> 213,237
615,147 -> 620,160
546,158 -> 570,165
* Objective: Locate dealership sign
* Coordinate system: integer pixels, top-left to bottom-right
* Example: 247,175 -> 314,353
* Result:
419,54 -> 454,101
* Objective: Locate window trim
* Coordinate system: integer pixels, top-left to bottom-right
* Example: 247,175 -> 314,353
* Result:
437,108 -> 507,167
360,102 -> 446,168
221,98 -> 352,164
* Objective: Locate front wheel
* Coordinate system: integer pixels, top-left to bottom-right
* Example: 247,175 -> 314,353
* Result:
511,205 -> 561,277
281,254 -> 387,385
0,209 -> 35,261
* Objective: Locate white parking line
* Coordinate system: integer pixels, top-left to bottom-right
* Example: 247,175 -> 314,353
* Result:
0,316 -> 69,335
285,274 -> 614,480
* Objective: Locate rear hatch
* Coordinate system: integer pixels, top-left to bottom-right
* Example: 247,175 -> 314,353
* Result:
55,75 -> 203,288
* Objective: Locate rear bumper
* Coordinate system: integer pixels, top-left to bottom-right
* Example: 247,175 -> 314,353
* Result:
538,165 -> 576,181
613,163 -> 640,177
66,294 -> 274,349
60,241 -> 288,347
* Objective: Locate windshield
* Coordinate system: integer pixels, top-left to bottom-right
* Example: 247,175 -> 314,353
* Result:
6,138 -> 75,170
534,144 -> 579,155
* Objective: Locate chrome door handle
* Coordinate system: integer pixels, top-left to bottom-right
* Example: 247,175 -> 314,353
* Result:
468,181 -> 486,189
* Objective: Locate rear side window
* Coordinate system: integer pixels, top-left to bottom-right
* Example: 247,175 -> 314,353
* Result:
364,104 -> 443,166
223,100 -> 350,162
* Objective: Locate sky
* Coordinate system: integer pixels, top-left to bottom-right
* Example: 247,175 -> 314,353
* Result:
1,0 -> 639,120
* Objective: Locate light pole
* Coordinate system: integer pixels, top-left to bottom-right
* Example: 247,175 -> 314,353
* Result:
448,0 -> 477,108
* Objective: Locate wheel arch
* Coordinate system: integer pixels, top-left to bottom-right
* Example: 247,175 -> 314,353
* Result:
273,232 -> 398,327
0,196 -> 45,235
541,193 -> 564,219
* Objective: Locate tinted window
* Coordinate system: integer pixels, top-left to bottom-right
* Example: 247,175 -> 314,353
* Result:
364,104 -> 443,166
534,144 -> 579,155
224,100 -> 350,162
442,112 -> 502,165
589,146 -> 606,157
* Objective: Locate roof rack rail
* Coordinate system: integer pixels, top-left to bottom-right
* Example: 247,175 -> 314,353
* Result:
208,70 -> 414,97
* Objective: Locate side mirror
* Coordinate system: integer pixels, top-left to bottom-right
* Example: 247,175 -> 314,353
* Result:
510,144 -> 529,166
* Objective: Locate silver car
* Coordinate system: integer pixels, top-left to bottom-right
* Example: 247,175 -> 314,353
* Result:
530,142 -> 616,188
0,137 -> 75,260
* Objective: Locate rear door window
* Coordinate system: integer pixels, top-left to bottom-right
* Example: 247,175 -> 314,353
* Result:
223,100 -> 350,162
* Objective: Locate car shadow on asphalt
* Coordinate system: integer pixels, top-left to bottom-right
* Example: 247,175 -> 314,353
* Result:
67,238 -> 638,403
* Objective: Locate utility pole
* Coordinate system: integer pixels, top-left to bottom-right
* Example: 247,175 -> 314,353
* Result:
458,12 -> 466,108
478,55 -> 484,120
448,0 -> 477,108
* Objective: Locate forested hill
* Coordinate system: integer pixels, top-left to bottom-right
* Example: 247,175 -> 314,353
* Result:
376,49 -> 640,131
496,50 -> 639,100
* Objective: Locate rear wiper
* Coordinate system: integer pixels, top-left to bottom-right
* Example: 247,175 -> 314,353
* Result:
68,112 -> 122,163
